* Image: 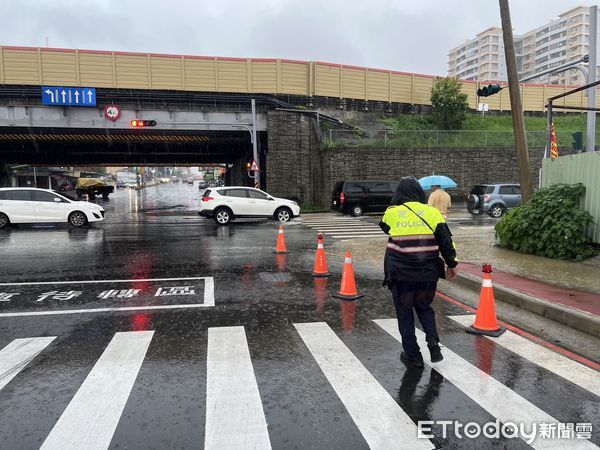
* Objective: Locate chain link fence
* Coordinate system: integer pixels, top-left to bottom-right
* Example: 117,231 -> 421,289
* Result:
325,129 -> 584,149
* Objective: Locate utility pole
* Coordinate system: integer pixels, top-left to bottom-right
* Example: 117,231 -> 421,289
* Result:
587,5 -> 597,153
499,0 -> 532,203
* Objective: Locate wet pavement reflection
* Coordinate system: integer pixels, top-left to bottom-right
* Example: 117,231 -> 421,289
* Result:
0,183 -> 598,449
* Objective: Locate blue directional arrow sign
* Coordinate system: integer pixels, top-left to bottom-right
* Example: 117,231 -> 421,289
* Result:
41,86 -> 97,107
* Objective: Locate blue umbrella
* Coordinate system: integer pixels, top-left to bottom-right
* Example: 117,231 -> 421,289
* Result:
418,175 -> 457,190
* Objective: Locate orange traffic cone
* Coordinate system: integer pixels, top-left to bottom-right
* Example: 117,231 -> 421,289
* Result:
312,233 -> 331,277
333,251 -> 364,300
274,225 -> 289,254
466,264 -> 506,337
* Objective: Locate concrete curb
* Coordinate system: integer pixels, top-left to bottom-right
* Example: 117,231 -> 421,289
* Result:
450,273 -> 600,339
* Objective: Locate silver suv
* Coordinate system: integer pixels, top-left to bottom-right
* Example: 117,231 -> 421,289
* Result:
467,183 -> 521,218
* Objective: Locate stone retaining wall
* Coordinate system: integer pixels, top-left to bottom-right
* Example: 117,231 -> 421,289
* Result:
267,110 -> 572,208
324,146 -> 551,203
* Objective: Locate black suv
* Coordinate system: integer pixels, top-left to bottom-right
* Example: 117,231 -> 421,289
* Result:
332,180 -> 398,216
467,183 -> 522,218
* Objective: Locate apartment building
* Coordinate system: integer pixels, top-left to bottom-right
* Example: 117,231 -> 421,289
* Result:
448,6 -> 597,84
448,28 -> 507,81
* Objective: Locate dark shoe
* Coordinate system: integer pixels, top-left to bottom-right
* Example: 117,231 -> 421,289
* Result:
428,345 -> 443,363
400,351 -> 424,368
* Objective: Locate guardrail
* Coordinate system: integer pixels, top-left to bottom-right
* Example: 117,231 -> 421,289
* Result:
325,129 -> 584,149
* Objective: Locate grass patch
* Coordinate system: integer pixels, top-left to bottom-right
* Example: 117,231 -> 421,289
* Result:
381,112 -> 592,132
324,112 -> 591,149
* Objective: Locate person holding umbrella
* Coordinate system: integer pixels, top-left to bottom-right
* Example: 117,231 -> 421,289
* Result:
428,185 -> 451,219
418,175 -> 457,219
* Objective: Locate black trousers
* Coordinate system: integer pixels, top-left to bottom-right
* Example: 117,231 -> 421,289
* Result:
388,280 -> 439,358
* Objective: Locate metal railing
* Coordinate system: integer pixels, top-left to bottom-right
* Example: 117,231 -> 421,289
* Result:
325,129 -> 585,149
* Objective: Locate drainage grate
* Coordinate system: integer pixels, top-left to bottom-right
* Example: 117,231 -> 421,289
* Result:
259,272 -> 294,283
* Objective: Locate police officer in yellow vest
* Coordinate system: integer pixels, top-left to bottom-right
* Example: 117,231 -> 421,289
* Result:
379,177 -> 458,368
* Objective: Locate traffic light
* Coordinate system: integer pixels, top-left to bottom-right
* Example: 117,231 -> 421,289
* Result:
246,162 -> 252,170
477,84 -> 503,97
130,119 -> 157,128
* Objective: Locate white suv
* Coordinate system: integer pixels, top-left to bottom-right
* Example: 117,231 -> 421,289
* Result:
0,188 -> 105,229
199,187 -> 300,225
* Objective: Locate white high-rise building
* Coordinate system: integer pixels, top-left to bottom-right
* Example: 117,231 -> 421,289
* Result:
448,6 -> 598,84
448,28 -> 507,81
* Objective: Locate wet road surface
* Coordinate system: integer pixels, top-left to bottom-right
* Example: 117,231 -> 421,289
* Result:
0,183 -> 598,449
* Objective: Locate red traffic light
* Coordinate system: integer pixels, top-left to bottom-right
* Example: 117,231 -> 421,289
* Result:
130,119 -> 157,128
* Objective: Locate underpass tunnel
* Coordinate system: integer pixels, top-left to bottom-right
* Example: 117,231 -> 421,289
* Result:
0,128 -> 269,191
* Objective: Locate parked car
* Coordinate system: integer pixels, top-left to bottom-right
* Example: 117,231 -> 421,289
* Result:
198,187 -> 300,225
198,181 -> 209,190
467,183 -> 522,218
0,188 -> 105,229
331,180 -> 398,216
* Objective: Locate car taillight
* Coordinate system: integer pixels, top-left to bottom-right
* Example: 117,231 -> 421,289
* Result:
340,192 -> 345,204
483,194 -> 490,202
202,197 -> 214,202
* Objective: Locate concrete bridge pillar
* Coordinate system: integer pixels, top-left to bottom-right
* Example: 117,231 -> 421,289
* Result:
266,111 -> 328,208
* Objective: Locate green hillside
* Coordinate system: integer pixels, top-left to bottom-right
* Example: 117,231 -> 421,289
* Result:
382,112 -> 591,133
326,113 -> 593,149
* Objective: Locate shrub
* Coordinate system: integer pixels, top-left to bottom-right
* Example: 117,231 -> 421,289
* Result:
495,183 -> 597,260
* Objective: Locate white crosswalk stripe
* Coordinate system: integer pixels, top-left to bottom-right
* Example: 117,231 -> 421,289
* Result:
449,315 -> 600,397
374,318 -> 598,450
0,336 -> 56,391
205,326 -> 271,450
299,212 -> 487,238
1,318 -> 598,449
295,322 -> 433,449
40,331 -> 154,450
300,214 -> 385,239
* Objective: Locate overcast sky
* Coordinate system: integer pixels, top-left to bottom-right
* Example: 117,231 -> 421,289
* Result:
0,0 -> 594,75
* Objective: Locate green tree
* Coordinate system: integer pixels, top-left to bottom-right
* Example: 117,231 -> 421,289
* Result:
430,77 -> 469,130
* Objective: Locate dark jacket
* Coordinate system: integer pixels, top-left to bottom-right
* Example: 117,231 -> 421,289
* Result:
379,177 -> 457,283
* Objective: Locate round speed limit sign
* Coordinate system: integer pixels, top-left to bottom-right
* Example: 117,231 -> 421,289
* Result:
103,104 -> 121,122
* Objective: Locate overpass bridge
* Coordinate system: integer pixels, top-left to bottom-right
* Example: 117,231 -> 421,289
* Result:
0,81 -> 346,204
0,45 -> 595,113
0,87 -> 269,166
0,45 -> 594,205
